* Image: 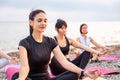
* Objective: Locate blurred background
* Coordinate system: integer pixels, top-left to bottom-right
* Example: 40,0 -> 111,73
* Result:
0,0 -> 120,52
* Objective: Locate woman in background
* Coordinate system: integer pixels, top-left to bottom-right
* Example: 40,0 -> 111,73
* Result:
74,23 -> 111,63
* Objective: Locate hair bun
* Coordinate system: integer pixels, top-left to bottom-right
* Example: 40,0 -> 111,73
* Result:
57,19 -> 62,22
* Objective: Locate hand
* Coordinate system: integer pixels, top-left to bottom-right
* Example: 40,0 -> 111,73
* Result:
93,50 -> 101,56
95,48 -> 108,56
84,70 -> 101,79
103,47 -> 116,53
9,57 -> 18,63
99,46 -> 115,55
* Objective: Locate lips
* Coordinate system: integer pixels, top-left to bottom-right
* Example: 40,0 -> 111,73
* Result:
40,27 -> 46,29
39,27 -> 46,31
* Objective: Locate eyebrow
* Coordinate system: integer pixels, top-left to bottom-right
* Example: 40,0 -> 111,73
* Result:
44,19 -> 47,20
37,18 -> 47,20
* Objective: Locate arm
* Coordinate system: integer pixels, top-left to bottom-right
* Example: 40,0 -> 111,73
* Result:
17,46 -> 29,80
68,38 -> 100,55
90,37 -> 112,54
71,37 -> 82,56
0,49 -> 18,64
90,37 -> 104,48
53,45 -> 82,75
53,45 -> 100,79
0,49 -> 12,60
76,37 -> 80,43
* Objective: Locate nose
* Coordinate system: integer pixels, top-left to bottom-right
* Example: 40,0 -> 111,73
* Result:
41,21 -> 46,24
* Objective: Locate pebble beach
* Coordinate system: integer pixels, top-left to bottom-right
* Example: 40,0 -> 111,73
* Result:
0,44 -> 120,80
86,45 -> 120,80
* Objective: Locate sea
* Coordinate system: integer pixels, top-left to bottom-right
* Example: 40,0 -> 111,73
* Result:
0,21 -> 120,53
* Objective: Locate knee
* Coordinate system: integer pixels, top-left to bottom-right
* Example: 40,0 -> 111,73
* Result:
12,72 -> 19,80
5,67 -> 19,80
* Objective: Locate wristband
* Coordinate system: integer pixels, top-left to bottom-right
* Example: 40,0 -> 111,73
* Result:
79,69 -> 84,79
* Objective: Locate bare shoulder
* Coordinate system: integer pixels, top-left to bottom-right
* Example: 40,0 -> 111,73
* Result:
67,37 -> 75,44
89,36 -> 93,41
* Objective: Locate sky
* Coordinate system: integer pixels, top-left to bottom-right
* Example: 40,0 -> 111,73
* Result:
0,0 -> 120,22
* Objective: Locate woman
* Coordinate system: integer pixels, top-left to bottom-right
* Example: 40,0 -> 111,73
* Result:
14,9 -> 101,80
75,23 -> 110,62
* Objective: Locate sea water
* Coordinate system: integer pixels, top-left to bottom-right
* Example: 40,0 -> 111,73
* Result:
0,21 -> 120,53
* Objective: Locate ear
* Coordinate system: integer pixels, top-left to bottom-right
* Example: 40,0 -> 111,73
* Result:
29,20 -> 33,27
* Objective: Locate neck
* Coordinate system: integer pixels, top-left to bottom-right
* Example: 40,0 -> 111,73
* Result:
57,34 -> 65,39
32,31 -> 43,42
81,34 -> 86,37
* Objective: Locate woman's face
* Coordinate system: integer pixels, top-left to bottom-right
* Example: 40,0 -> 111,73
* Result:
30,12 -> 48,33
58,25 -> 67,35
81,25 -> 88,34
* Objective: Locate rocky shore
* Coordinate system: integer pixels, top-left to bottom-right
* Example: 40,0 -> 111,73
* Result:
86,45 -> 120,80
0,44 -> 120,80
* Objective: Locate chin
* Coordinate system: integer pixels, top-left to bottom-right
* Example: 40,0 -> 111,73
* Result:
40,30 -> 45,33
39,29 -> 46,32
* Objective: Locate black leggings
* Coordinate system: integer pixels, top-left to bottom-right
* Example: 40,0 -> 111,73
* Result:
12,72 -> 78,80
12,51 -> 90,80
49,51 -> 91,75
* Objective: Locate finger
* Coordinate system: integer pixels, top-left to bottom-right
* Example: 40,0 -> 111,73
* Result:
100,50 -> 107,55
89,71 -> 98,79
98,71 -> 102,76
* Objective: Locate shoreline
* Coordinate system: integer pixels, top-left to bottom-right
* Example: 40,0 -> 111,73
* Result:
7,44 -> 120,55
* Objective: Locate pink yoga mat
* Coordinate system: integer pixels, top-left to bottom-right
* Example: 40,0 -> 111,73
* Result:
86,66 -> 119,75
6,67 -> 19,80
5,64 -> 55,80
99,55 -> 120,61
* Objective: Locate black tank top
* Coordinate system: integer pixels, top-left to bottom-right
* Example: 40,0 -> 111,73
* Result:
54,36 -> 70,55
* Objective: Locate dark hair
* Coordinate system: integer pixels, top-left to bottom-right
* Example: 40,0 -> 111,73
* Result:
55,19 -> 67,31
80,23 -> 87,34
29,9 -> 46,35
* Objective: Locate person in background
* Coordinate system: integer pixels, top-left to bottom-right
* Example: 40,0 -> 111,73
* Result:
13,9 -> 102,80
49,19 -> 105,78
74,23 -> 111,63
0,49 -> 17,68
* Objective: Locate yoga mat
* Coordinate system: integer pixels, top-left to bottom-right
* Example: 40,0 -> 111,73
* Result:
86,66 -> 119,75
5,64 -> 55,79
99,55 -> 120,61
6,67 -> 19,80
